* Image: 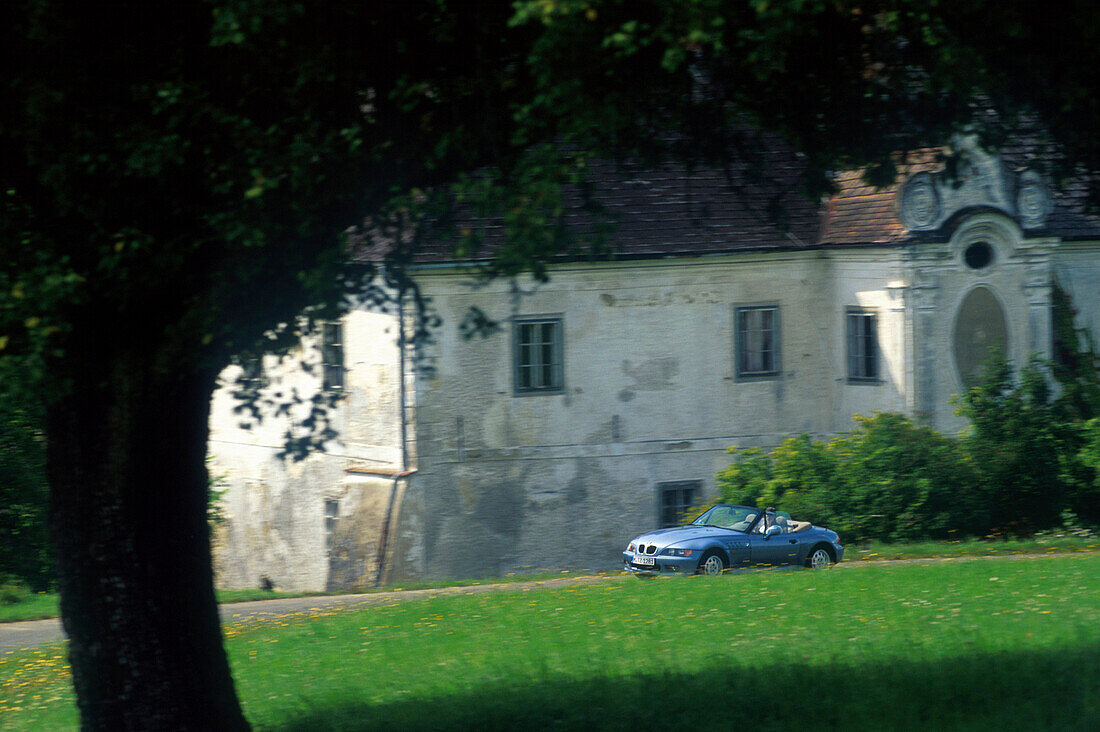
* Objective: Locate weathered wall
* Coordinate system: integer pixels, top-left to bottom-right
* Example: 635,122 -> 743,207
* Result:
208,306 -> 407,591
387,252 -> 912,580
830,251 -> 910,423
1054,241 -> 1100,344
209,229 -> 1100,588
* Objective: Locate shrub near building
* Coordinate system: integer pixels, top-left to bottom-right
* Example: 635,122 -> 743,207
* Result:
829,413 -> 979,542
955,358 -> 1062,533
0,399 -> 52,593
1081,419 -> 1100,511
714,360 -> 1100,545
955,356 -> 1100,535
716,414 -> 976,545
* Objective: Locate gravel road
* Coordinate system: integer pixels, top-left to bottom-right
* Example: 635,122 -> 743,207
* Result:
0,575 -> 613,654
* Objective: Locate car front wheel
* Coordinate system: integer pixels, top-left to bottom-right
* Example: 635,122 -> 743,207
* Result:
806,546 -> 834,569
696,551 -> 727,576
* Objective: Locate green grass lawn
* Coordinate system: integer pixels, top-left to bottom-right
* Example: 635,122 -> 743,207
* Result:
0,571 -> 598,625
0,589 -> 332,624
848,535 -> 1099,562
0,594 -> 61,624
3,553 -> 1098,730
1,537 -> 1095,625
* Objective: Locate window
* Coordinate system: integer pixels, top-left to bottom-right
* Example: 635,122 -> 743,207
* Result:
230,354 -> 267,391
514,317 -> 563,393
963,241 -> 994,270
846,309 -> 879,381
954,286 -> 1007,388
736,305 -> 780,377
659,481 -> 701,528
321,322 -> 344,392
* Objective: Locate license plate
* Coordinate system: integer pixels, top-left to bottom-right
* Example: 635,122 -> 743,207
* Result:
634,555 -> 655,566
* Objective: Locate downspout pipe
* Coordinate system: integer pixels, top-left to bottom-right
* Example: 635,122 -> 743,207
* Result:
375,289 -> 407,587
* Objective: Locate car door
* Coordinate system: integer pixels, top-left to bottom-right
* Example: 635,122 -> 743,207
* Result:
721,536 -> 752,567
746,530 -> 800,566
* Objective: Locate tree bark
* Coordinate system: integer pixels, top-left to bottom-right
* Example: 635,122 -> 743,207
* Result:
47,340 -> 248,730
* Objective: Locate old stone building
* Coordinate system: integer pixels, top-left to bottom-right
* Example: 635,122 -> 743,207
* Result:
208,139 -> 1100,591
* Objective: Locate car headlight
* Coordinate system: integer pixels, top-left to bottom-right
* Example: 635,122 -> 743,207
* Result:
627,543 -> 636,552
660,547 -> 693,557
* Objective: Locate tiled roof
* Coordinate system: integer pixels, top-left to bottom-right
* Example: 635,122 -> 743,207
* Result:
403,135 -> 823,265
819,169 -> 907,246
822,144 -> 1100,244
818,149 -> 942,246
1003,139 -> 1100,240
553,153 -> 822,256
353,139 -> 1100,265
1046,175 -> 1100,240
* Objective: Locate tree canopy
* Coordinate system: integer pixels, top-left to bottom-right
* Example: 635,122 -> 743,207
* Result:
5,2 -> 1100,395
4,0 -> 1100,728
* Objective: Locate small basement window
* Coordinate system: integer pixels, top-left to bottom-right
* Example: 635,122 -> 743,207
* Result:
659,481 -> 701,528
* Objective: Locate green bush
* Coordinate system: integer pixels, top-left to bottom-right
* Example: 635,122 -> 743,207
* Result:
955,356 -> 1081,535
830,413 -> 980,542
713,353 -> 1100,544
0,575 -> 31,606
0,400 -> 53,592
717,415 -> 977,544
1074,418 -> 1100,524
714,446 -> 774,507
758,434 -> 840,526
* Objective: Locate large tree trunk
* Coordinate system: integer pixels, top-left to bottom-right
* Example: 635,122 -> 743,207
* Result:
47,340 -> 248,730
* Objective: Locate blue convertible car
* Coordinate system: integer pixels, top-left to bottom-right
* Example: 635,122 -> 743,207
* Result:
623,504 -> 844,576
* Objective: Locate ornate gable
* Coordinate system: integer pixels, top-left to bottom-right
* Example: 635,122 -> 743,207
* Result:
898,136 -> 1052,233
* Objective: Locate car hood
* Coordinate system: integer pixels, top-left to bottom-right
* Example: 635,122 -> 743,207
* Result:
630,525 -> 736,548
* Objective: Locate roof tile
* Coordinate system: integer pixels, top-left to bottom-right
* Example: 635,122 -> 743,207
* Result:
355,140 -> 1100,265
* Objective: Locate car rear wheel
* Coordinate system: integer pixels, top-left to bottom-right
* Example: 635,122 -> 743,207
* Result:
696,551 -> 727,576
806,546 -> 834,569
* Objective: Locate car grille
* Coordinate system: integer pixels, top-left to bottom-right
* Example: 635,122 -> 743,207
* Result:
636,544 -> 658,555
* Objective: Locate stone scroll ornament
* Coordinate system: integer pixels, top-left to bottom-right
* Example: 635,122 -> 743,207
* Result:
899,172 -> 942,230
898,149 -> 1052,233
1015,170 -> 1052,229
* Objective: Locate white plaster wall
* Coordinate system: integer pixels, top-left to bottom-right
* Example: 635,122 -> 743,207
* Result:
209,450 -> 342,591
208,306 -> 406,591
389,253 -> 912,580
340,307 -> 408,468
208,232 -> 1100,587
413,254 -> 848,452
829,251 -> 910,427
1054,241 -> 1100,343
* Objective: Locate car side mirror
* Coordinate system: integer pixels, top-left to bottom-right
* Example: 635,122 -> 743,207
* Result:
764,525 -> 782,539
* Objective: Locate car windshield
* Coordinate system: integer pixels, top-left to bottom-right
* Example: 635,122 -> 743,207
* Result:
691,505 -> 759,532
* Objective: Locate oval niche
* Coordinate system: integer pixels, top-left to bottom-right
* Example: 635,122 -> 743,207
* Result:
954,286 -> 1008,388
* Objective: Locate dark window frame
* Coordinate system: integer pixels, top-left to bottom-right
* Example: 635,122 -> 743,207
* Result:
658,480 -> 701,528
735,304 -> 781,379
513,316 -> 565,395
846,308 -> 880,383
321,321 -> 344,393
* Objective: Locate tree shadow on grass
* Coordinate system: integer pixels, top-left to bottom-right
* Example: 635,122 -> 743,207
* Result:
269,644 -> 1099,731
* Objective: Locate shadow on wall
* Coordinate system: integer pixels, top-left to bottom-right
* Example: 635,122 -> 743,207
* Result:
270,644 -> 1099,731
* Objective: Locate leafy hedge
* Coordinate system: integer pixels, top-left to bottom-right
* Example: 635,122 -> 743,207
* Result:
714,358 -> 1100,544
0,399 -> 52,592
